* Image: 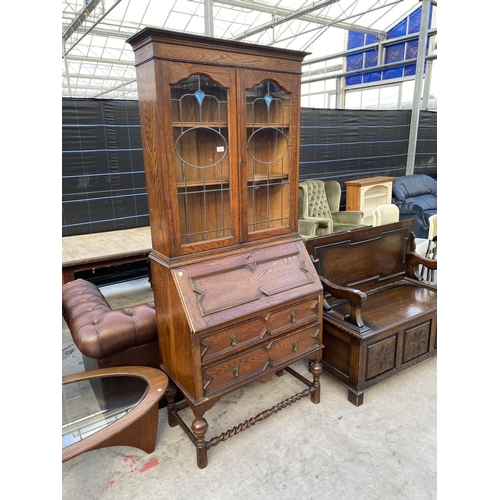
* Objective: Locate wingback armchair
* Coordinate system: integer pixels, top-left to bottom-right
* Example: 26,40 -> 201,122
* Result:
392,174 -> 437,239
298,180 -> 365,237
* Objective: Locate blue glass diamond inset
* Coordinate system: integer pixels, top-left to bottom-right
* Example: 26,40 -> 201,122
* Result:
195,90 -> 205,105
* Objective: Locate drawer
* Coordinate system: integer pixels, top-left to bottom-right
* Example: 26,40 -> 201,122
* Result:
202,322 -> 322,396
200,298 -> 320,363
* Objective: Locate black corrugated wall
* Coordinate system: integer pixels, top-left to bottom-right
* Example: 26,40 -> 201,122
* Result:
62,98 -> 437,237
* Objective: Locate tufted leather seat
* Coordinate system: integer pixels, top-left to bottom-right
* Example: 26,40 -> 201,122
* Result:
62,279 -> 160,372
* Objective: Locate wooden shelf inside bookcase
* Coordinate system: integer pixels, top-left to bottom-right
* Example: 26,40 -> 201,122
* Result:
177,173 -> 289,189
172,122 -> 289,128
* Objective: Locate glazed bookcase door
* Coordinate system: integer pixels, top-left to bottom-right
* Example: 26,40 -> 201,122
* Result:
166,64 -> 240,255
240,72 -> 300,241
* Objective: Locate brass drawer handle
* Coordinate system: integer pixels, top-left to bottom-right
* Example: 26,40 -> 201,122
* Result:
290,310 -> 297,324
230,333 -> 238,346
292,340 -> 298,352
233,364 -> 240,377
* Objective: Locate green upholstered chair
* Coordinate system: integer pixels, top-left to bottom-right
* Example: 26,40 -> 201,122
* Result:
298,180 -> 365,237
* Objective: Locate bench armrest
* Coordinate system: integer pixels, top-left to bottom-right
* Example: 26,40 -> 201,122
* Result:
406,251 -> 438,281
319,275 -> 367,328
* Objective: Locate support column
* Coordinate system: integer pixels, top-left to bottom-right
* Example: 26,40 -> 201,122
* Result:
204,0 -> 214,37
406,0 -> 432,175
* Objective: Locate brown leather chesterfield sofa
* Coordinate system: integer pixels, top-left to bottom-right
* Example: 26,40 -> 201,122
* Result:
62,279 -> 160,371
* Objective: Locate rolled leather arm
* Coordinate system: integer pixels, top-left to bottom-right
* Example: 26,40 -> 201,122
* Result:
62,279 -> 157,359
319,275 -> 367,328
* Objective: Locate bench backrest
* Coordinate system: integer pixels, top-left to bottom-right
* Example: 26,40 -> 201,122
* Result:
304,220 -> 414,293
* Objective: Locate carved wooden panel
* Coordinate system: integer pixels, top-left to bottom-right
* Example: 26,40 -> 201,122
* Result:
172,240 -> 320,332
402,321 -> 431,364
365,336 -> 397,381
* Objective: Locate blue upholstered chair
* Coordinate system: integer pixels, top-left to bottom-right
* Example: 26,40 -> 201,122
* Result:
392,174 -> 437,239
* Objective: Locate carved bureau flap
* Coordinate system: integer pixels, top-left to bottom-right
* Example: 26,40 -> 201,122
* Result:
171,240 -> 323,333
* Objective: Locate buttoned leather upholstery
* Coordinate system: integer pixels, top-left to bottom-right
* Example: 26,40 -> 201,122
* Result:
62,279 -> 160,371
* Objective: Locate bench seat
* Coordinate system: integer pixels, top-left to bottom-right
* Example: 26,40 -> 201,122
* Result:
325,281 -> 436,330
305,220 -> 437,406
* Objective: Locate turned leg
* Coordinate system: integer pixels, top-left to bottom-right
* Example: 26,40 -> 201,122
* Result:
166,384 -> 178,427
192,416 -> 209,469
309,360 -> 323,404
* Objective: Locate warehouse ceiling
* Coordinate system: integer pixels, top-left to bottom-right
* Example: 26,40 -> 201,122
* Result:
62,0 -> 433,100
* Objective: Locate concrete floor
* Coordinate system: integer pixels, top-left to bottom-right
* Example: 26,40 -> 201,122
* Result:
62,277 -> 437,500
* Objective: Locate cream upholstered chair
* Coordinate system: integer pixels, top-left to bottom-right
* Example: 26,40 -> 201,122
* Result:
414,213 -> 437,282
373,204 -> 431,259
415,213 -> 437,257
428,213 -> 437,241
298,180 -> 365,237
372,204 -> 400,227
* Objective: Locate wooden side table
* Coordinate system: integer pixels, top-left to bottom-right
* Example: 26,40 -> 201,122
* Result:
61,226 -> 152,284
345,176 -> 396,226
62,366 -> 168,462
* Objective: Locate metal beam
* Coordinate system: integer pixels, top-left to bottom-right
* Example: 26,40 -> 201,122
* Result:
304,28 -> 437,66
301,53 -> 437,84
205,0 -> 214,37
64,73 -> 134,82
406,0 -> 431,175
63,0 -> 123,56
231,0 -> 341,41
65,55 -> 136,66
62,0 -> 102,41
218,0 -> 399,37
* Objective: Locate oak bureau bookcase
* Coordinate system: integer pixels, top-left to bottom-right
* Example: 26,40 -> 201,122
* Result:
127,28 -> 324,468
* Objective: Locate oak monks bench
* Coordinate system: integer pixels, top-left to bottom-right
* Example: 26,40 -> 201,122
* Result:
305,219 -> 437,406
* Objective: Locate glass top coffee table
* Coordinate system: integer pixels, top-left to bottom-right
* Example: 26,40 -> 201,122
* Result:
62,366 -> 169,462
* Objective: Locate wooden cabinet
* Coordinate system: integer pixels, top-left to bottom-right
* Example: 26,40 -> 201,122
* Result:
345,176 -> 396,226
127,28 -> 323,468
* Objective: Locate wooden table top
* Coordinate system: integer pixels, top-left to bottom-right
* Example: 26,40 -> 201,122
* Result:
62,365 -> 168,462
62,226 -> 152,266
